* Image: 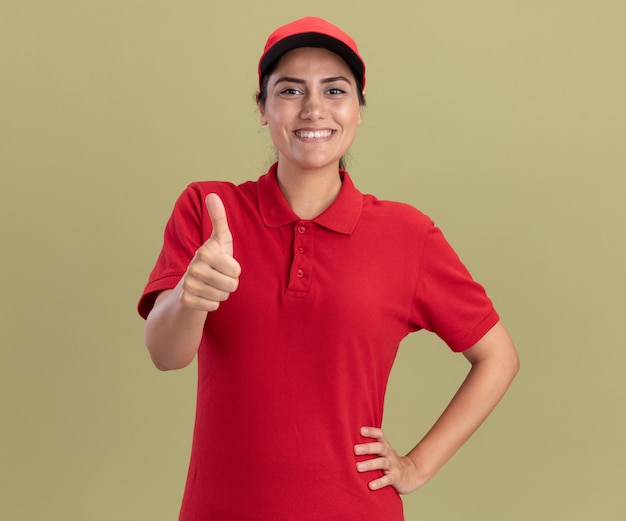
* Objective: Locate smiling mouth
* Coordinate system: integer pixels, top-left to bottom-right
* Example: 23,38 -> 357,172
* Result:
295,130 -> 334,139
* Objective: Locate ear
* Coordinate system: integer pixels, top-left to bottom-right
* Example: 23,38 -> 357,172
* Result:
358,90 -> 366,125
257,94 -> 268,126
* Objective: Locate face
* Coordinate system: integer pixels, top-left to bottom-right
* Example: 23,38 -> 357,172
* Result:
259,47 -> 363,174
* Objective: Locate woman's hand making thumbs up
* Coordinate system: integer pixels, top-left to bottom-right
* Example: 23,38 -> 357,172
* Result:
179,194 -> 241,312
144,193 -> 241,370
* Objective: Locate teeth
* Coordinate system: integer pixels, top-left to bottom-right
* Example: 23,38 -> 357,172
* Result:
296,130 -> 333,139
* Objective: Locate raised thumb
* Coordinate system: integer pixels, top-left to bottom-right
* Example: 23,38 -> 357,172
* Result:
206,193 -> 233,255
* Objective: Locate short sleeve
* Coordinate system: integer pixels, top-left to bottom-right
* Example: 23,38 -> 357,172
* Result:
410,223 -> 499,352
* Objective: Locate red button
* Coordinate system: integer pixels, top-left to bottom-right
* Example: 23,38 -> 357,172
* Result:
297,226 -> 307,234
296,269 -> 304,278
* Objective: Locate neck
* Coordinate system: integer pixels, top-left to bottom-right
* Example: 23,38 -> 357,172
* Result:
276,163 -> 342,220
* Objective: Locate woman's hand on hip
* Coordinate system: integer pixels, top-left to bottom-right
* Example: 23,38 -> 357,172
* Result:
354,426 -> 423,495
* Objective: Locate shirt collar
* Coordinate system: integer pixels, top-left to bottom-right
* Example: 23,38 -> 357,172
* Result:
257,162 -> 363,235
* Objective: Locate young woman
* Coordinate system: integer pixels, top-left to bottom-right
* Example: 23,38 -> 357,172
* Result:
138,16 -> 519,521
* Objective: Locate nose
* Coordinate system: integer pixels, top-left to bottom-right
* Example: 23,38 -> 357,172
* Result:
300,92 -> 327,121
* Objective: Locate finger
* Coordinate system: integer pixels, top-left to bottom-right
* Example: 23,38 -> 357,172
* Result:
354,441 -> 385,456
356,456 -> 389,473
183,267 -> 239,297
355,458 -> 395,491
206,193 -> 233,255
367,474 -> 394,491
179,290 -> 222,312
194,241 -> 241,280
360,426 -> 385,440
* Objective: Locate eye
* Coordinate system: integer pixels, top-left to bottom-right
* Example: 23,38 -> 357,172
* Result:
279,87 -> 303,96
327,88 -> 346,95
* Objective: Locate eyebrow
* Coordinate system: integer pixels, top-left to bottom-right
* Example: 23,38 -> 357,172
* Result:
273,75 -> 353,87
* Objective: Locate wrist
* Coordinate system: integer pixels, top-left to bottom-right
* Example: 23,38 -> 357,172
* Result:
404,448 -> 439,489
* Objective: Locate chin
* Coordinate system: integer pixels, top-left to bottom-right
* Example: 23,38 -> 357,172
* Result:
287,154 -> 344,172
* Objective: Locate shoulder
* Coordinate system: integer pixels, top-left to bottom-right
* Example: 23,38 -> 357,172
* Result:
360,194 -> 434,232
185,178 -> 257,200
174,179 -> 259,215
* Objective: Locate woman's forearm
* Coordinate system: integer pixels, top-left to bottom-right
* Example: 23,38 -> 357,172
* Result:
144,283 -> 208,371
407,322 -> 519,486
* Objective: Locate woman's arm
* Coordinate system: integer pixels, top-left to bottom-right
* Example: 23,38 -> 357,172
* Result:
144,194 -> 241,371
144,285 -> 208,371
355,320 -> 520,493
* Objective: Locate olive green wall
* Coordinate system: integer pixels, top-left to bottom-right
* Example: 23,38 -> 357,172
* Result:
1,1 -> 624,519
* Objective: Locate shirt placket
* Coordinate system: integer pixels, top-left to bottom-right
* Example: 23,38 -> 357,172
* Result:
286,222 -> 314,297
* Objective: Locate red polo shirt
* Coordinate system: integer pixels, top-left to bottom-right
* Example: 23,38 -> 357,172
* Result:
138,163 -> 499,520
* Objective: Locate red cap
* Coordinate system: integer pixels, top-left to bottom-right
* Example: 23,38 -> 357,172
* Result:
258,17 -> 366,90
